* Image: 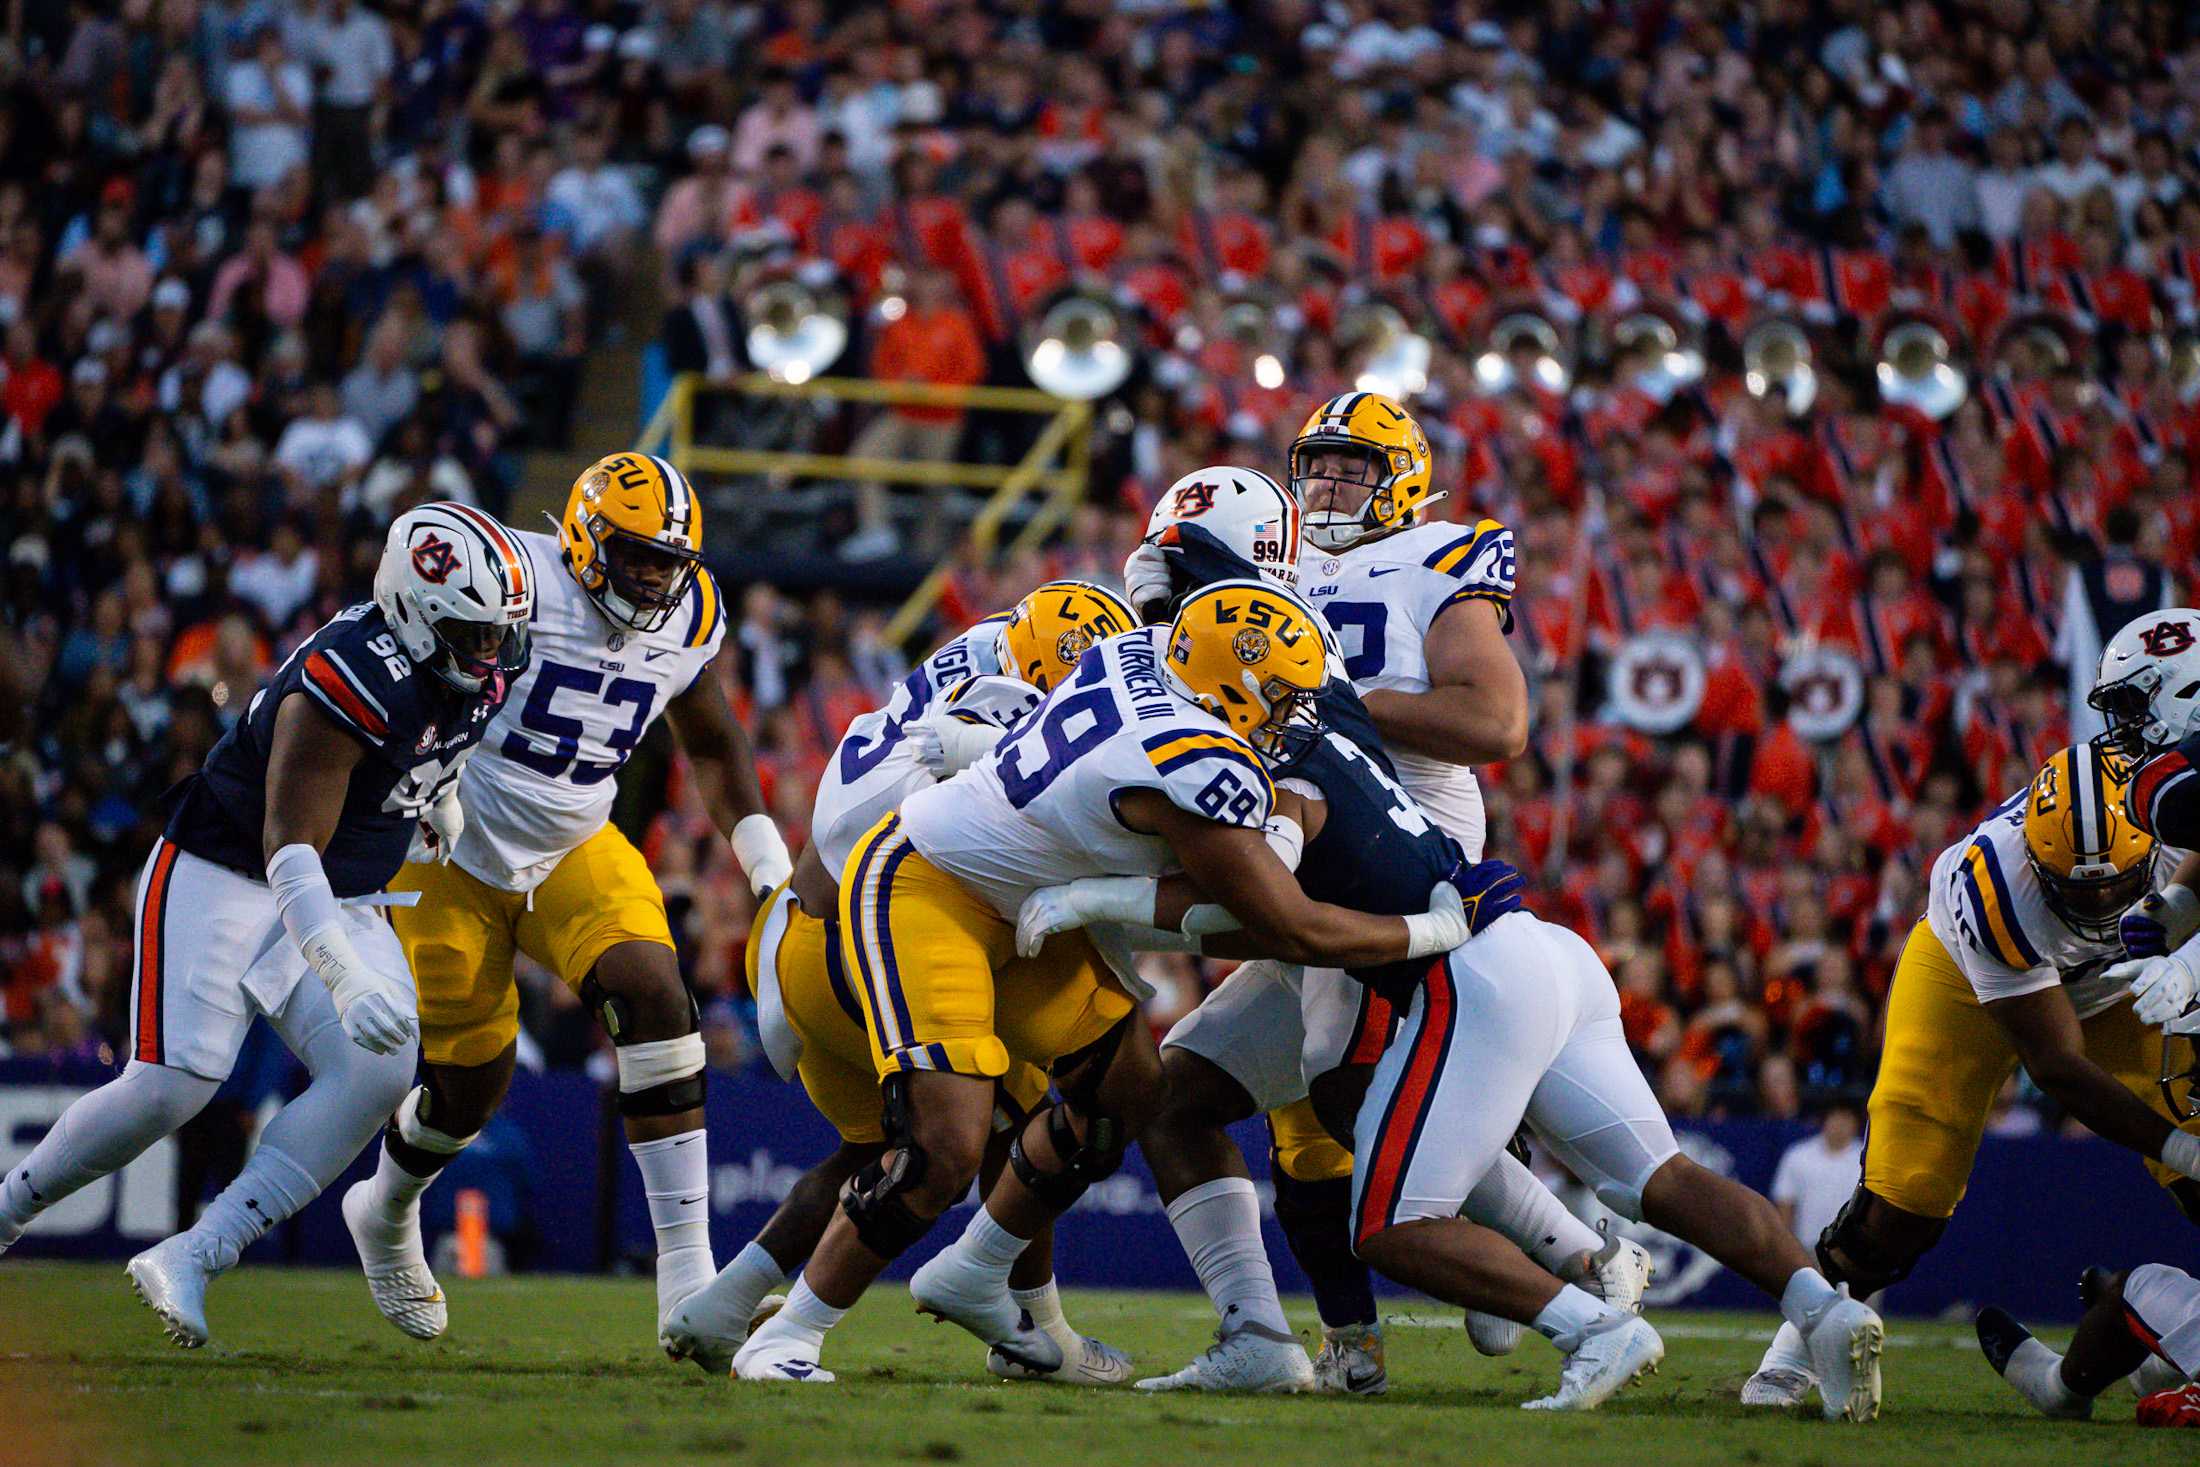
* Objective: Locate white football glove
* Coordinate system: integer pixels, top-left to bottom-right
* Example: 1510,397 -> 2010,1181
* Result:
1122,541 -> 1172,622
295,924 -> 418,1055
730,813 -> 793,898
2112,949 -> 2200,1028
405,782 -> 465,864
1402,881 -> 1470,959
907,718 -> 948,775
1016,877 -> 1158,958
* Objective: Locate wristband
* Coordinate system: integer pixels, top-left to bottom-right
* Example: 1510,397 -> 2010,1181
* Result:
730,813 -> 792,883
2164,1128 -> 2200,1183
1069,876 -> 1161,929
267,841 -> 368,997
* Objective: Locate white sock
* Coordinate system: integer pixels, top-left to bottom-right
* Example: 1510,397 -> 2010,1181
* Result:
1465,1151 -> 1605,1274
1531,1283 -> 1626,1354
780,1276 -> 848,1335
190,1144 -> 321,1272
2008,1337 -> 2089,1416
1012,1277 -> 1068,1334
1779,1267 -> 1841,1332
1166,1177 -> 1292,1336
631,1130 -> 714,1315
361,1144 -> 440,1226
3,1061 -> 214,1231
708,1240 -> 791,1328
1758,1319 -> 1813,1376
951,1205 -> 1032,1283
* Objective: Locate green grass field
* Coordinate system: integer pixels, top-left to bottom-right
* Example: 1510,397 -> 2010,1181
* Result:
0,1262 -> 2183,1466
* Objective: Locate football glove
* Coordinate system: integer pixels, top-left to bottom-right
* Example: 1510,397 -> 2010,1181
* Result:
2122,885 -> 2200,959
2111,949 -> 2200,1028
405,781 -> 465,864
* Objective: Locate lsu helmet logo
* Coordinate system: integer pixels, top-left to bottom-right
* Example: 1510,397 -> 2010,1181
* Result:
410,534 -> 460,584
1232,627 -> 1270,665
1056,627 -> 1096,664
2139,620 -> 2198,657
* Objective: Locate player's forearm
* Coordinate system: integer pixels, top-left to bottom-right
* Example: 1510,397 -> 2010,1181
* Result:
2023,1047 -> 2177,1159
1234,895 -> 1411,968
1359,685 -> 1528,764
684,748 -> 767,835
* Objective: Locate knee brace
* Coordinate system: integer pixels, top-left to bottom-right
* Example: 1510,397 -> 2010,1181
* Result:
1815,1184 -> 1942,1298
579,972 -> 701,1047
1008,1101 -> 1128,1213
613,1034 -> 707,1118
385,1084 -> 478,1177
1049,1014 -> 1132,1111
840,1075 -> 935,1258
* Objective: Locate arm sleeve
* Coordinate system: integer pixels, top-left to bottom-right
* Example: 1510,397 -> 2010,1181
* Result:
1410,520 -> 1517,634
2129,739 -> 2200,847
1137,726 -> 1274,829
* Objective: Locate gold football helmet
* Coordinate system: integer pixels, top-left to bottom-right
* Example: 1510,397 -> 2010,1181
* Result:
996,580 -> 1135,692
557,452 -> 703,633
1289,390 -> 1438,552
2023,741 -> 2157,941
1164,578 -> 1326,759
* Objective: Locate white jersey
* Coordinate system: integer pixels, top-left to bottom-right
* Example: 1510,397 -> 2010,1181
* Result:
1924,787 -> 2190,1016
811,615 -> 1009,878
451,529 -> 726,892
899,626 -> 1273,922
1298,516 -> 1516,858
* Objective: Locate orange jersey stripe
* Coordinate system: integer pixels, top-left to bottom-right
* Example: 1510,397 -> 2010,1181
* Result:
135,840 -> 177,1063
306,652 -> 390,738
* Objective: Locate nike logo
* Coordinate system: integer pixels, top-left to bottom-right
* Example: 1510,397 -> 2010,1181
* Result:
673,1135 -> 699,1146
1368,566 -> 1403,578
779,1363 -> 816,1379
645,649 -> 674,662
679,1196 -> 706,1207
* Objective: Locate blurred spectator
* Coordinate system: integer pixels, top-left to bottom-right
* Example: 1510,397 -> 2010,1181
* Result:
842,266 -> 983,561
1769,1102 -> 1866,1251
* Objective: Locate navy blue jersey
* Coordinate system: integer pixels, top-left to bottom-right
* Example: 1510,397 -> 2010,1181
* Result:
1274,682 -> 1469,1004
2129,731 -> 2200,850
163,603 -> 512,896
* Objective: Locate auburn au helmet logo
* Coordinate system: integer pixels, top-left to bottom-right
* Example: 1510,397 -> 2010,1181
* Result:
2138,620 -> 2197,657
411,534 -> 460,584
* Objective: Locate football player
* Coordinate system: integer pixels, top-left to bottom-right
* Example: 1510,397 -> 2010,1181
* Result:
730,581 -> 1485,1382
2094,609 -> 2200,1008
1978,1263 -> 2198,1423
0,505 -> 532,1349
1027,765 -> 1887,1417
664,581 -> 1137,1381
344,454 -> 793,1354
1111,468 -> 1640,1393
1744,738 -> 2200,1410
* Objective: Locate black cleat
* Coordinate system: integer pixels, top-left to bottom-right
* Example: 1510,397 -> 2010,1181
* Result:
1976,1307 -> 2034,1377
2078,1266 -> 2124,1309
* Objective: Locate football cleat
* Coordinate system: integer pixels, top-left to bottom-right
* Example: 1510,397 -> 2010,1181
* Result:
341,1181 -> 447,1341
1740,1321 -> 1817,1408
989,1327 -> 1135,1385
662,1290 -> 786,1376
126,1234 -> 222,1349
1135,1322 -> 1315,1393
732,1312 -> 835,1384
1582,1228 -> 1655,1314
1312,1322 -> 1389,1395
1464,1310 -> 1523,1356
1523,1316 -> 1664,1412
2132,1355 -> 2187,1397
1977,1306 -> 2090,1421
2138,1382 -> 2200,1427
909,1252 -> 1063,1376
1805,1294 -> 1885,1422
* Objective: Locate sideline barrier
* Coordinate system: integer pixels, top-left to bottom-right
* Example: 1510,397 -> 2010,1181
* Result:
9,1058 -> 2194,1321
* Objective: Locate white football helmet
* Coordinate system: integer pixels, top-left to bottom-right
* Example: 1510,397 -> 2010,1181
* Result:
2090,608 -> 2200,756
1124,466 -> 1301,622
373,502 -> 536,694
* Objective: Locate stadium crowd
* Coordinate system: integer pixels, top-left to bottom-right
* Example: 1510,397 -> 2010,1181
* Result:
3,0 -> 2199,1149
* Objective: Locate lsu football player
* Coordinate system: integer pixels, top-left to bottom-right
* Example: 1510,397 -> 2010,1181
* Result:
0,506 -> 530,1349
344,453 -> 794,1356
1105,469 -> 1638,1393
1744,739 -> 2200,1410
664,581 -> 1138,1382
731,581 -> 1486,1382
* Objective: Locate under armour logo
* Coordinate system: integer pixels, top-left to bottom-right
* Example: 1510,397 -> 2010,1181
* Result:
246,1197 -> 271,1221
411,534 -> 461,585
2139,621 -> 2197,657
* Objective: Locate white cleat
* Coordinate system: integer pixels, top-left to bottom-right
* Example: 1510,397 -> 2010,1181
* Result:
1581,1229 -> 1655,1315
1740,1320 -> 1817,1407
662,1291 -> 786,1375
1136,1322 -> 1315,1393
732,1314 -> 835,1384
1804,1294 -> 1884,1422
989,1327 -> 1135,1385
909,1252 -> 1063,1376
1465,1310 -> 1523,1356
1312,1322 -> 1389,1395
126,1234 -> 220,1349
1522,1316 -> 1664,1412
341,1182 -> 447,1341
